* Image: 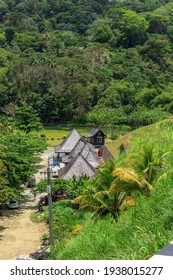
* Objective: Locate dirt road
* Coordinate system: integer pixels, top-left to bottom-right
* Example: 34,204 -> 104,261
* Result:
0,190 -> 47,260
0,147 -> 54,260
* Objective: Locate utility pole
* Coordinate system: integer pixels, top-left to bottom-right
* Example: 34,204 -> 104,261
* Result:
47,167 -> 54,246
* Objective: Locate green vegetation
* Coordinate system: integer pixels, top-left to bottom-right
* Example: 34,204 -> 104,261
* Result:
1,0 -> 173,260
14,103 -> 43,133
38,126 -> 91,146
0,118 -> 47,203
32,119 -> 173,260
0,0 -> 173,128
49,178 -> 173,260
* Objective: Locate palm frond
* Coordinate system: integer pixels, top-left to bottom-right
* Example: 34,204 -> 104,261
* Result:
110,167 -> 153,194
93,191 -> 111,205
73,194 -> 96,210
118,196 -> 135,211
111,167 -> 143,193
140,178 -> 154,192
155,168 -> 173,185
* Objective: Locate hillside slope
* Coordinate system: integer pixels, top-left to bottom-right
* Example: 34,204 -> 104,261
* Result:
0,0 -> 173,125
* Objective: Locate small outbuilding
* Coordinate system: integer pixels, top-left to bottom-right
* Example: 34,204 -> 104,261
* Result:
84,128 -> 105,147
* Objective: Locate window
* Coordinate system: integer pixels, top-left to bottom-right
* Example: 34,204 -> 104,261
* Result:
97,138 -> 103,143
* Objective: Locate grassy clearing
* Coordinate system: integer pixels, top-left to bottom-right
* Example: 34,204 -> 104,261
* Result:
39,125 -> 131,147
38,126 -> 92,146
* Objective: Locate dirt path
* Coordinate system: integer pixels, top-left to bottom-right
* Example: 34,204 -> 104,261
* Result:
0,147 -> 54,260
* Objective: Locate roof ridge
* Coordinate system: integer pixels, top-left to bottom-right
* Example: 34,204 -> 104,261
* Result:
58,153 -> 96,179
54,129 -> 82,153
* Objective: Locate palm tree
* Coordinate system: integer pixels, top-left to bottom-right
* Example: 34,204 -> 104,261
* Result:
110,167 -> 154,195
94,160 -> 116,191
74,161 -> 151,220
126,144 -> 169,184
107,167 -> 154,215
74,189 -> 127,221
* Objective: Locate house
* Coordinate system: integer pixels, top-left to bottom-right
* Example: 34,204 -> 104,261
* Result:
61,138 -> 100,168
54,128 -> 82,159
84,128 -> 105,147
51,128 -> 103,180
58,154 -> 96,180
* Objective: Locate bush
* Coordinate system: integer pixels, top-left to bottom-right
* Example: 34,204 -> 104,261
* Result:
51,203 -> 86,240
118,143 -> 127,154
40,134 -> 46,138
56,199 -> 76,209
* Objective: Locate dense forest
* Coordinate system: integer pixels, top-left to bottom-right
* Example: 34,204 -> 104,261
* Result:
0,0 -> 173,127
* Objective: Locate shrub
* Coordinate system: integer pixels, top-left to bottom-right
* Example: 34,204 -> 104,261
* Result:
71,224 -> 83,235
40,134 -> 46,138
118,143 -> 127,154
56,199 -> 75,209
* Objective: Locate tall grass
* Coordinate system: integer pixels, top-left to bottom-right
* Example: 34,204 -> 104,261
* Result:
49,173 -> 173,260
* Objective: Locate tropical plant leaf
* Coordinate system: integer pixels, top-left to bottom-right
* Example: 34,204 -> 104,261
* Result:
110,167 -> 153,194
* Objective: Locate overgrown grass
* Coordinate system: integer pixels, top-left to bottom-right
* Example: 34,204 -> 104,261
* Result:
49,173 -> 173,260
31,209 -> 48,223
106,119 -> 173,158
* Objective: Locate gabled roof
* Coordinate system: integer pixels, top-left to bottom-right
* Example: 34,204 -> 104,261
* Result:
61,138 -> 86,163
85,150 -> 100,168
54,129 -> 82,153
85,127 -> 105,138
58,154 -> 96,180
61,138 -> 100,168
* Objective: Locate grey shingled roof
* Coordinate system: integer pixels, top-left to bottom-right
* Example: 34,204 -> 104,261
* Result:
61,138 -> 100,168
85,127 -> 105,138
85,149 -> 100,168
61,139 -> 86,163
58,154 -> 96,180
54,129 -> 82,153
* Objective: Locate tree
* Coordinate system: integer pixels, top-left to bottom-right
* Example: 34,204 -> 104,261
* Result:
74,160 -> 132,220
74,163 -> 144,220
0,132 -> 47,191
14,103 -> 42,133
147,13 -> 169,34
126,144 -> 169,184
5,27 -> 16,44
110,167 -> 154,195
135,88 -> 158,107
93,25 -> 113,43
74,189 -> 126,221
94,160 -> 116,191
113,9 -> 149,47
0,159 -> 12,204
